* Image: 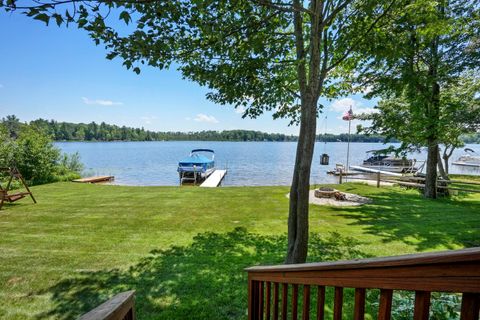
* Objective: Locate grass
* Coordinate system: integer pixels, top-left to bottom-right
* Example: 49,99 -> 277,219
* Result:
0,182 -> 479,319
450,174 -> 480,182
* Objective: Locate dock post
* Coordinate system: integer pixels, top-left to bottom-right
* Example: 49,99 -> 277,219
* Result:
339,169 -> 343,185
193,166 -> 196,186
377,172 -> 381,188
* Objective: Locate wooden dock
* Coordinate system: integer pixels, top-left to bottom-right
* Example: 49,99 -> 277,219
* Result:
200,170 -> 227,188
350,165 -> 403,177
73,176 -> 114,184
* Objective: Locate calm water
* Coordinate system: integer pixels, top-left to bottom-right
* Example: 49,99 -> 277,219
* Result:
56,141 -> 480,186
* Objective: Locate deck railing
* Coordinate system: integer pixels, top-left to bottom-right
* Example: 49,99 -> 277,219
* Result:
246,248 -> 480,320
79,290 -> 135,320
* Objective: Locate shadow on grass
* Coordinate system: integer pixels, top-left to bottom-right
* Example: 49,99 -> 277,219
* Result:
332,187 -> 480,250
37,228 -> 368,320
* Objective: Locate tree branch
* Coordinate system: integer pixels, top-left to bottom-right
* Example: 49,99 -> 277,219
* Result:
326,0 -> 397,72
293,0 -> 307,99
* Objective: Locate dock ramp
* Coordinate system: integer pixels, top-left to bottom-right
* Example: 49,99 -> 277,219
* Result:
73,176 -> 115,183
200,170 -> 227,187
350,166 -> 403,177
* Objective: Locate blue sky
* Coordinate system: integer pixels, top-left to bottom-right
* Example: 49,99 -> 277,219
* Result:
0,12 -> 376,135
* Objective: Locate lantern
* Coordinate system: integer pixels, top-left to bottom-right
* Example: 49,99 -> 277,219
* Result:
320,153 -> 329,165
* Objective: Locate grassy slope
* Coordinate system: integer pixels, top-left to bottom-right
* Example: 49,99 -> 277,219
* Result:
0,182 -> 479,319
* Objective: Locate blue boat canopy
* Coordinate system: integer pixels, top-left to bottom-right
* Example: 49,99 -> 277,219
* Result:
191,149 -> 214,154
179,154 -> 214,165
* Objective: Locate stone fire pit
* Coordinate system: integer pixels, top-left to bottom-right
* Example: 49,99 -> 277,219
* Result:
314,187 -> 338,198
286,189 -> 372,207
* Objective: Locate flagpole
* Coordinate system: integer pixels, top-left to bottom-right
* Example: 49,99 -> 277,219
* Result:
346,106 -> 352,180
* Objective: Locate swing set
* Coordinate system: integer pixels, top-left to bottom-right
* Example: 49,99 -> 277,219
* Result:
0,167 -> 36,210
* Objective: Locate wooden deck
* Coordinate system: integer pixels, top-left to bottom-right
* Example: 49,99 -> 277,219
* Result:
73,176 -> 115,184
80,247 -> 480,320
246,247 -> 480,320
79,290 -> 135,320
200,170 -> 227,187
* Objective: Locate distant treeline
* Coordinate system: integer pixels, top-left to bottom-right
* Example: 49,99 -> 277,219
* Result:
8,117 -> 478,143
462,133 -> 480,144
26,118 -> 391,142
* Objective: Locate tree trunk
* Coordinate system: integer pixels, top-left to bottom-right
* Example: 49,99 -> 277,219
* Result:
285,0 -> 322,264
443,145 -> 455,175
423,2 -> 445,198
424,81 -> 440,199
424,141 -> 438,198
437,150 -> 448,180
286,97 -> 317,264
444,155 -> 449,175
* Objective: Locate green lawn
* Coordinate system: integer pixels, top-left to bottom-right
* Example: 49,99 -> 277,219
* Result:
0,182 -> 479,319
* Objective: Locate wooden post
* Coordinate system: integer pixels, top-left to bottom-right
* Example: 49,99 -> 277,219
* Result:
249,279 -> 258,320
354,288 -> 366,320
18,171 -> 36,203
339,169 -> 343,185
79,290 -> 136,320
333,287 -> 343,320
413,291 -> 431,320
0,191 -> 5,210
377,172 -> 381,188
378,289 -> 393,320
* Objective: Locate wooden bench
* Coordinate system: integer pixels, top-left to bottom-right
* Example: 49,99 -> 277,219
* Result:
0,167 -> 36,210
246,247 -> 480,320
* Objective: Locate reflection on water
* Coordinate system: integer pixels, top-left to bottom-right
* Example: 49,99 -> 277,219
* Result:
56,141 -> 480,186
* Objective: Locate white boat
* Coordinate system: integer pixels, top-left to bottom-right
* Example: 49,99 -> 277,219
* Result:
177,149 -> 215,184
452,148 -> 480,168
353,150 -> 418,174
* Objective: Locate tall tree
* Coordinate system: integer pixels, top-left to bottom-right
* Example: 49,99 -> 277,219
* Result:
437,74 -> 480,176
354,0 -> 480,198
1,115 -> 22,138
2,0 -> 393,262
358,73 -> 480,179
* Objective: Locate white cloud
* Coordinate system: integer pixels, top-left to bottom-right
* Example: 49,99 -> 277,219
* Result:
234,106 -> 246,114
328,120 -> 366,134
361,85 -> 373,94
82,97 -> 123,106
140,116 -> 157,124
353,85 -> 373,95
330,97 -> 377,115
330,98 -> 357,112
356,107 -> 377,115
194,113 -> 219,123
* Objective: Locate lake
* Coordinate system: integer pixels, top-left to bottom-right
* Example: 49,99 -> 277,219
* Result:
56,141 -> 480,186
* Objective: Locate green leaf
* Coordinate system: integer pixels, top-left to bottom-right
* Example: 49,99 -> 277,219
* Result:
34,13 -> 50,25
133,67 -> 141,75
106,52 -> 118,60
119,11 -> 131,25
65,9 -> 73,22
52,13 -> 63,27
78,19 -> 88,28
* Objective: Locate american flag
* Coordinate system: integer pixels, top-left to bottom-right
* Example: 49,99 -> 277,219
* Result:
342,107 -> 354,121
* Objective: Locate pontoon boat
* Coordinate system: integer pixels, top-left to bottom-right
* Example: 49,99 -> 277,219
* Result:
178,149 -> 215,184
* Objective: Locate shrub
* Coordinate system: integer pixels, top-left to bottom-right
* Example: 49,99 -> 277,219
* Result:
388,291 -> 460,320
0,124 -> 83,186
56,152 -> 84,180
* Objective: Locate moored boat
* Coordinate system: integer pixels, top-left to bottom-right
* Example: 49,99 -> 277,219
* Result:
178,149 -> 215,184
353,150 -> 418,174
452,148 -> 480,167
